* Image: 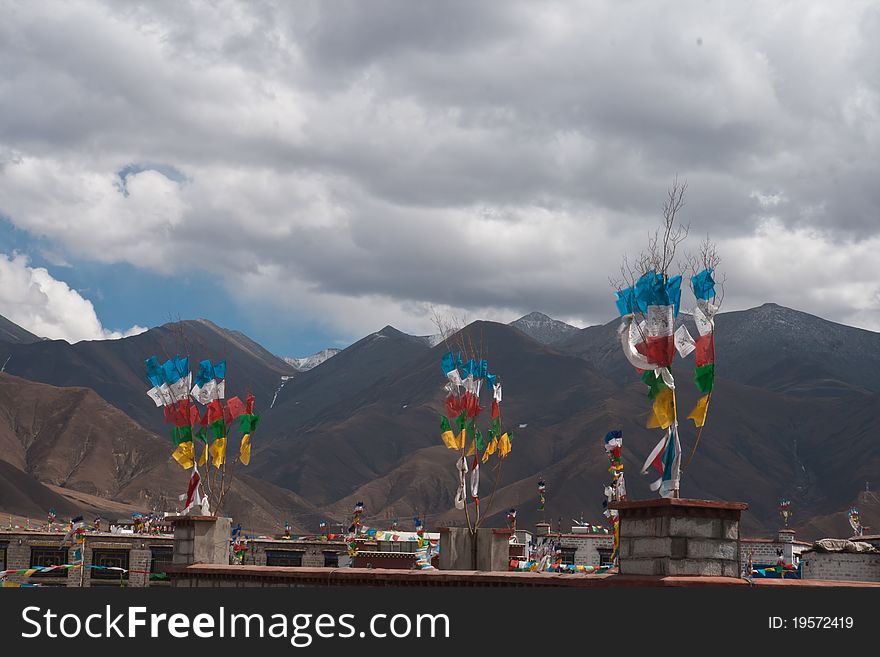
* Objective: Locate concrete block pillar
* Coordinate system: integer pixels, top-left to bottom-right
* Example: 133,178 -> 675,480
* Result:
612,498 -> 748,578
777,529 -> 796,564
170,515 -> 231,566
439,527 -> 512,571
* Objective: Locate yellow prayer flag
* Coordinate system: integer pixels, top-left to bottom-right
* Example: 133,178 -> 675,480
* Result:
171,441 -> 195,469
498,432 -> 512,458
466,440 -> 476,456
648,387 -> 676,430
481,448 -> 491,463
209,437 -> 227,468
456,429 -> 466,450
485,436 -> 498,455
198,440 -> 208,466
440,429 -> 458,449
688,394 -> 710,427
239,433 -> 251,466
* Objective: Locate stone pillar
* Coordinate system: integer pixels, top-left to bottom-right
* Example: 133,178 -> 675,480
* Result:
170,516 -> 231,566
439,527 -> 512,571
129,546 -> 152,587
613,498 -> 747,578
777,528 -> 795,565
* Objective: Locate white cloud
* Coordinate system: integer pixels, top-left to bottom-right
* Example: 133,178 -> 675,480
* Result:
0,1 -> 879,338
0,253 -> 146,342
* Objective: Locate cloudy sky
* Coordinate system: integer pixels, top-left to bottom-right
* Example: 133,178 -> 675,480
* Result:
1,0 -> 878,354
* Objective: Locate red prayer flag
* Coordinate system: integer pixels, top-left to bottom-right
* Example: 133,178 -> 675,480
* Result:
189,403 -> 201,429
206,399 -> 224,424
636,336 -> 675,367
491,399 -> 500,420
695,333 -> 715,367
445,393 -> 461,419
463,391 -> 482,418
245,393 -> 256,415
224,396 -> 246,425
184,467 -> 201,510
650,448 -> 665,475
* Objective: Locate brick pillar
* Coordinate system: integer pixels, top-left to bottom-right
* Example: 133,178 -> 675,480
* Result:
129,547 -> 152,587
612,498 -> 747,578
170,516 -> 231,565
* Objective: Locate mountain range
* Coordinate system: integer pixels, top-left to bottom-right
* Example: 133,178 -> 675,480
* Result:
0,305 -> 876,539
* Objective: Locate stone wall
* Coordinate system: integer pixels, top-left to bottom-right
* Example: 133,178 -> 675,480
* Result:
561,535 -> 614,567
741,539 -> 810,571
247,539 -> 347,567
614,499 -> 746,578
801,551 -> 880,582
0,531 -> 172,587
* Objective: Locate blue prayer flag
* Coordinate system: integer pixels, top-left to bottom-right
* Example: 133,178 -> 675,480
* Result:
161,359 -> 179,385
145,356 -> 164,387
441,352 -> 456,375
195,360 -> 214,387
213,360 -> 226,380
691,268 -> 716,300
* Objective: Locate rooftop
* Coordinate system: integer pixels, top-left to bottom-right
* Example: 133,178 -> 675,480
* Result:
164,565 -> 880,588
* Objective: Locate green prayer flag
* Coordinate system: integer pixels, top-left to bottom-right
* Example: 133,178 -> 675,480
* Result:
211,418 -> 226,440
465,419 -> 475,440
238,413 -> 261,433
196,427 -> 208,444
475,429 -> 485,451
694,363 -> 715,393
170,425 -> 193,445
490,417 -> 501,436
440,415 -> 452,432
642,369 -> 667,400
456,411 -> 467,431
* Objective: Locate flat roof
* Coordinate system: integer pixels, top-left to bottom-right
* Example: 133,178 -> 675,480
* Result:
0,530 -> 173,540
163,565 -> 880,588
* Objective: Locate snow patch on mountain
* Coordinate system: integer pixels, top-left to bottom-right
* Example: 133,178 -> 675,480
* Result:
509,312 -> 579,345
283,348 -> 341,372
417,333 -> 444,348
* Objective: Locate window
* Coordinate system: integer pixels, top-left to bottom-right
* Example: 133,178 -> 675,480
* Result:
150,547 -> 173,574
560,547 -> 577,565
90,549 -> 129,581
0,543 -> 6,571
323,552 -> 339,568
29,548 -> 69,578
265,550 -> 303,567
597,548 -> 614,567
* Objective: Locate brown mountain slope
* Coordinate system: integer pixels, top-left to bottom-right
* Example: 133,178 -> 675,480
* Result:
0,319 -> 294,435
256,318 -> 879,539
254,321 -> 617,503
0,373 -> 318,533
